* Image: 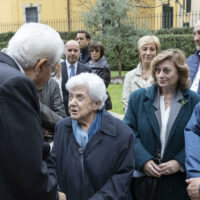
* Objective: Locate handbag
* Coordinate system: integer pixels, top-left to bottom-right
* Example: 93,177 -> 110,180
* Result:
131,132 -> 162,200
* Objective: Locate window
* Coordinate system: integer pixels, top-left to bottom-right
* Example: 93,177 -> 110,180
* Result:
186,0 -> 191,13
22,3 -> 40,23
25,7 -> 38,22
162,4 -> 173,29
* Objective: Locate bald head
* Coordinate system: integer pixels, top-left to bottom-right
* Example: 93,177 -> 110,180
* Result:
194,21 -> 200,50
66,40 -> 79,48
65,40 -> 80,64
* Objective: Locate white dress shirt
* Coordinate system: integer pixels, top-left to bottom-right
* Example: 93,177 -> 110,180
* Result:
66,60 -> 78,78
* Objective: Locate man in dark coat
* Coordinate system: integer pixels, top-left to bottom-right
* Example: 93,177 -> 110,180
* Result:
76,30 -> 91,64
0,23 -> 65,200
61,40 -> 91,116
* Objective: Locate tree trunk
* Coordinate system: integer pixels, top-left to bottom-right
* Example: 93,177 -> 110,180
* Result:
117,52 -> 122,77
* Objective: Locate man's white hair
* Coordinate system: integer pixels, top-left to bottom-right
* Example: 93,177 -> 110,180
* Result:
66,73 -> 107,110
7,23 -> 64,69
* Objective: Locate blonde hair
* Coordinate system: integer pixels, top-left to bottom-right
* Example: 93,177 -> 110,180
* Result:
55,62 -> 61,80
137,35 -> 160,53
151,49 -> 190,90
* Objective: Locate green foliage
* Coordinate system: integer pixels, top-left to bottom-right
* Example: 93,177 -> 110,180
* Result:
158,34 -> 195,58
59,31 -> 77,41
82,0 -> 147,76
0,42 -> 8,50
0,31 -> 77,52
107,34 -> 195,71
0,32 -> 14,43
155,27 -> 193,35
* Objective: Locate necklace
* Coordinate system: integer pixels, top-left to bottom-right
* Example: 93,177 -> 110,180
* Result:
142,69 -> 151,81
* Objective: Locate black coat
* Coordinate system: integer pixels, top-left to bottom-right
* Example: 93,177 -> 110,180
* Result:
0,52 -> 58,200
87,56 -> 112,110
60,61 -> 91,116
47,110 -> 135,200
79,46 -> 91,64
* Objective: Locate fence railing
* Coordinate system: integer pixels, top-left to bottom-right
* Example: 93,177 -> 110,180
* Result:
131,11 -> 200,31
0,11 -> 199,33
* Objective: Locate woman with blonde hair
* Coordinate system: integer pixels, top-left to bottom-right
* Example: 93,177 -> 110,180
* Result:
122,35 -> 160,112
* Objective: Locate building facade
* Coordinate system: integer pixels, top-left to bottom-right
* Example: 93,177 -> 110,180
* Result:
0,0 -> 199,33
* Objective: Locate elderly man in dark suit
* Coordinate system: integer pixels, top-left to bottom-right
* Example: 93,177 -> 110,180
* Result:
0,23 -> 66,200
61,40 -> 91,115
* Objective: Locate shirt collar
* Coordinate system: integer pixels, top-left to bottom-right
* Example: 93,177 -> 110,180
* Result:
66,60 -> 78,70
10,56 -> 25,74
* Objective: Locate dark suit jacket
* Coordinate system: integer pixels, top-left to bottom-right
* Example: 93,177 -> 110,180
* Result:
61,61 -> 91,115
0,52 -> 58,200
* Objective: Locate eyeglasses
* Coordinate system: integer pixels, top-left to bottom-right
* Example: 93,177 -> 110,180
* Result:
155,67 -> 172,75
90,49 -> 100,53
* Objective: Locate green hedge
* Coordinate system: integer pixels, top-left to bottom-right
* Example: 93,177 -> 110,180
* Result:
159,34 -> 195,57
109,34 -> 195,71
0,42 -> 8,49
0,31 -> 77,53
0,32 -> 14,43
0,30 -> 195,71
104,34 -> 195,71
155,27 -> 193,35
59,32 -> 77,41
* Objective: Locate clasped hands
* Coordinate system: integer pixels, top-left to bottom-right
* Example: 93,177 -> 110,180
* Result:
143,159 -> 181,178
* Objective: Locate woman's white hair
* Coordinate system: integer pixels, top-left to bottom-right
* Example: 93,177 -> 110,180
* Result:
7,23 -> 64,69
66,73 -> 107,110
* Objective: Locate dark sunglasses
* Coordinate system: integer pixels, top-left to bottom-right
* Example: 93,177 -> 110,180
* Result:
90,49 -> 100,53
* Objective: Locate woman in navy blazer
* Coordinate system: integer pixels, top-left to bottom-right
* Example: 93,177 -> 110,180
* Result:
124,49 -> 200,200
47,73 -> 134,200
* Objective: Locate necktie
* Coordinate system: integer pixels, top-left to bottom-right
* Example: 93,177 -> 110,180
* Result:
70,65 -> 75,78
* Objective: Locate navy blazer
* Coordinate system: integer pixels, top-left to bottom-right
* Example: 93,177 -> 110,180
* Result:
61,61 -> 91,116
0,52 -> 58,200
47,110 -> 134,200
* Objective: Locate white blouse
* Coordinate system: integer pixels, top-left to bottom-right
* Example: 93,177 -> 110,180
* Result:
160,96 -> 170,158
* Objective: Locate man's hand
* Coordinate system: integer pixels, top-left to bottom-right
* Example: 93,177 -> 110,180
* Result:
186,178 -> 200,200
58,192 -> 66,200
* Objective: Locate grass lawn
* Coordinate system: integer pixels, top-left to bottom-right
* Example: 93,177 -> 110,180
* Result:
107,84 -> 124,115
111,71 -> 128,77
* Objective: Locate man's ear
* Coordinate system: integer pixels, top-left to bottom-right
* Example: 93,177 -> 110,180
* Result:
35,59 -> 48,74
